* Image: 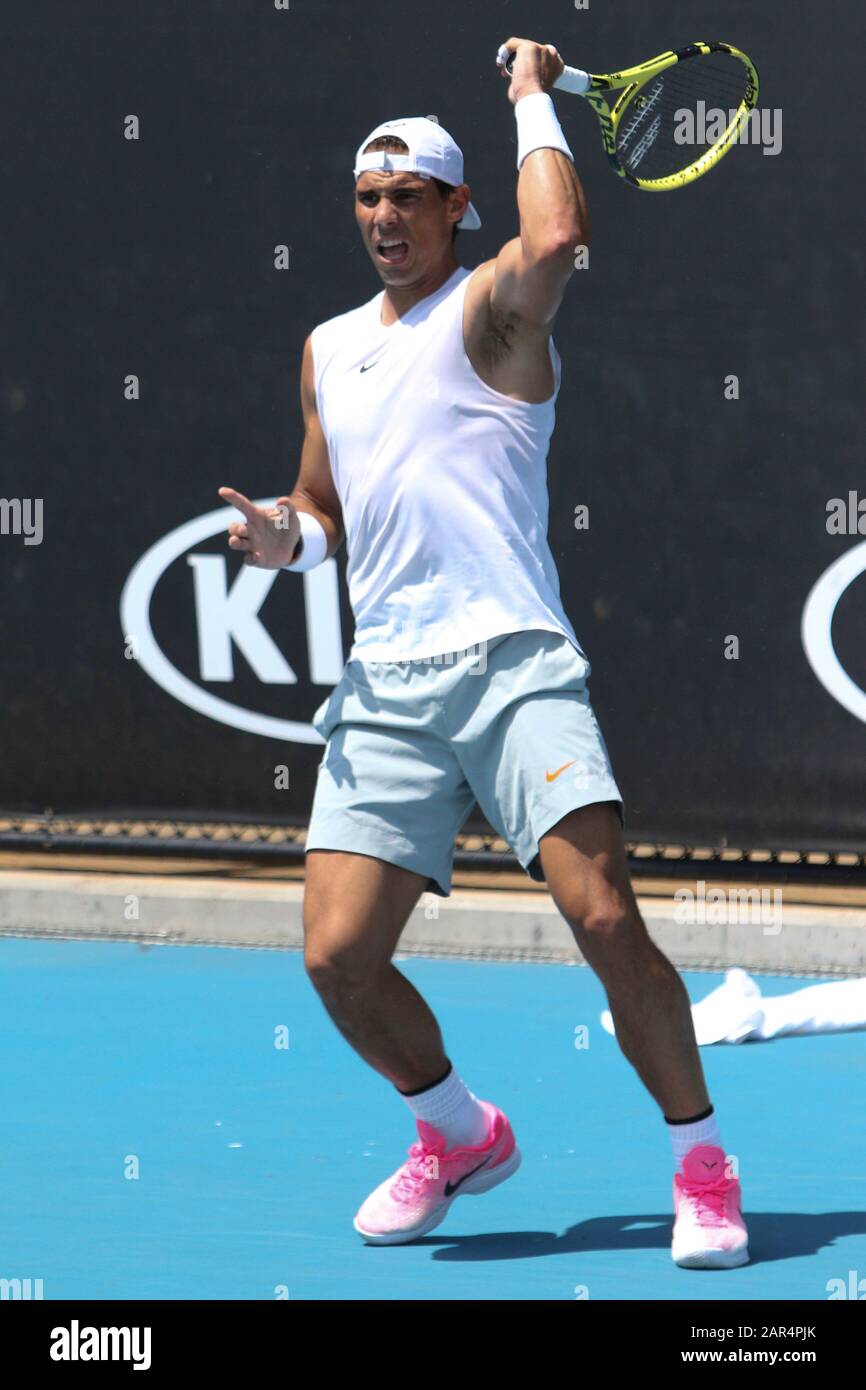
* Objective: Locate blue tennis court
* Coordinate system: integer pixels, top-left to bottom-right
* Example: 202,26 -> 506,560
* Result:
2,936 -> 862,1300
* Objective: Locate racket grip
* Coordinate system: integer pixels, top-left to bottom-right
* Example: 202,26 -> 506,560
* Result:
496,43 -> 590,95
554,66 -> 591,95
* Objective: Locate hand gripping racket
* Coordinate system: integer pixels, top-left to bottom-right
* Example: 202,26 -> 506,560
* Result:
497,41 -> 759,190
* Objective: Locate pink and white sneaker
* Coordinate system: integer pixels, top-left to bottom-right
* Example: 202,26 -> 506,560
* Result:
353,1100 -> 521,1245
672,1143 -> 750,1268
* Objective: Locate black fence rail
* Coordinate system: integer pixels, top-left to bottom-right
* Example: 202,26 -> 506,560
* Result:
2,814 -> 865,888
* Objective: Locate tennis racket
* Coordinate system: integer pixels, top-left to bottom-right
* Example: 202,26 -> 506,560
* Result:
496,41 -> 759,191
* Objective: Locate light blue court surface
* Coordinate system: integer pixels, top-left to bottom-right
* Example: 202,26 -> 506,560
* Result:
1,937 -> 863,1301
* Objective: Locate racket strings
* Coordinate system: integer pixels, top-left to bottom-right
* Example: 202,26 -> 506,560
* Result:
644,62 -> 754,103
623,63 -> 753,114
615,55 -> 753,180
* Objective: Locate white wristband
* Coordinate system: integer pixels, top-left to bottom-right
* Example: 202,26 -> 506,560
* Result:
281,510 -> 328,572
514,91 -> 574,170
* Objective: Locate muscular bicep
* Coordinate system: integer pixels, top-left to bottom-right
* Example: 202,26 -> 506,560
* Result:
291,334 -> 344,555
490,236 -> 577,331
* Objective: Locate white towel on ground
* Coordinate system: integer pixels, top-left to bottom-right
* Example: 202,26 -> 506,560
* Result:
600,969 -> 866,1045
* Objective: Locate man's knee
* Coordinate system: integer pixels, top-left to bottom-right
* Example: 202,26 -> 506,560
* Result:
302,907 -> 378,998
581,906 -> 631,939
305,940 -> 369,998
556,881 -> 633,936
563,896 -> 650,956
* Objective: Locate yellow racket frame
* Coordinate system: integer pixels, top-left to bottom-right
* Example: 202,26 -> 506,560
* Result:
583,41 -> 760,191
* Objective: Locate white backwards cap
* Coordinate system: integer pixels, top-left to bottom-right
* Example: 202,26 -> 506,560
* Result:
353,115 -> 481,230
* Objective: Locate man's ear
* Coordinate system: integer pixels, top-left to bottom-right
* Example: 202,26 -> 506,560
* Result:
449,184 -> 470,223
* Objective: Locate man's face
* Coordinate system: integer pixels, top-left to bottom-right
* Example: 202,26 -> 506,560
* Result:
355,170 -> 466,282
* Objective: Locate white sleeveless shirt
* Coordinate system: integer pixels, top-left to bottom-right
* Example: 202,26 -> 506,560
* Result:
310,263 -> 584,662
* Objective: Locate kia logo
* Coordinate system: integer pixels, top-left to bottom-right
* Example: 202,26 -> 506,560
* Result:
119,500 -> 343,742
801,539 -> 866,724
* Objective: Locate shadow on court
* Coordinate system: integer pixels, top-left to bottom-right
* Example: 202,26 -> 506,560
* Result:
413,1210 -> 866,1266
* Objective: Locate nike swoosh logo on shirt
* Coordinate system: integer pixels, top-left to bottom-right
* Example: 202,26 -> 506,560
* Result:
545,760 -> 578,783
444,1156 -> 491,1196
359,361 -> 379,372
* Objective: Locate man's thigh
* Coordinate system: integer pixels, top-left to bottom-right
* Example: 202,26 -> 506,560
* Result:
304,849 -> 430,974
305,719 -> 475,898
457,632 -> 625,889
538,803 -> 660,988
538,801 -> 639,927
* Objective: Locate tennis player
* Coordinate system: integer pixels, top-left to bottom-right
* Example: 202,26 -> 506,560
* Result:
219,37 -> 749,1269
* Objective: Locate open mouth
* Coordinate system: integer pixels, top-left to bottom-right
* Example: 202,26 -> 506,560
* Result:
376,240 -> 409,264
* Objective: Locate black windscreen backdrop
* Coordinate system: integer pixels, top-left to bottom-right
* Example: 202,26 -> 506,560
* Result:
2,0 -> 863,852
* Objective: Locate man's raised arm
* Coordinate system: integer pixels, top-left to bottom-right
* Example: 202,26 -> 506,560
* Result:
491,37 -> 590,330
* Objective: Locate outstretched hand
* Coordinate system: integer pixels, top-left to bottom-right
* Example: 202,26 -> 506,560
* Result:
218,487 -> 301,568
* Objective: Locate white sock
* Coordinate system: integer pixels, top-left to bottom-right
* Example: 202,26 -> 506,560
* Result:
399,1062 -> 490,1149
666,1107 -> 724,1170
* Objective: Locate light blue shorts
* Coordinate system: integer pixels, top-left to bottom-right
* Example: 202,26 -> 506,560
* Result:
305,628 -> 624,896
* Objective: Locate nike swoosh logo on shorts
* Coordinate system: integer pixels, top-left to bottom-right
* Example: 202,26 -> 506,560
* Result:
545,760 -> 578,783
360,361 -> 379,372
444,1156 -> 491,1196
